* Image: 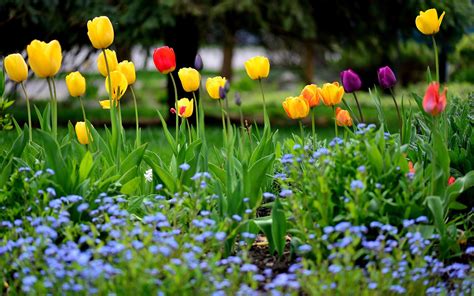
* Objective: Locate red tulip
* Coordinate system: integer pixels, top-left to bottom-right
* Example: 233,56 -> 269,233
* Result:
422,82 -> 447,116
153,46 -> 176,74
448,176 -> 455,185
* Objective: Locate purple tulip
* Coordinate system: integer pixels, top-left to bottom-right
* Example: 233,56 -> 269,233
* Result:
378,66 -> 397,89
340,69 -> 362,93
219,86 -> 226,99
235,92 -> 241,106
194,54 -> 203,71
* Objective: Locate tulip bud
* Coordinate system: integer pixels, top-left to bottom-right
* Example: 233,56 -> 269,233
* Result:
117,60 -> 136,85
219,86 -> 226,99
178,68 -> 200,92
27,40 -> 62,78
153,46 -> 176,74
4,53 -> 28,83
206,76 -> 227,100
422,82 -> 447,116
194,54 -> 203,71
244,56 -> 270,80
97,49 -> 118,77
65,71 -> 86,97
340,69 -> 362,93
87,16 -> 114,49
377,66 -> 397,89
176,98 -> 194,118
415,8 -> 445,36
75,121 -> 91,145
335,107 -> 353,127
448,176 -> 455,185
282,96 -> 310,119
235,92 -> 242,106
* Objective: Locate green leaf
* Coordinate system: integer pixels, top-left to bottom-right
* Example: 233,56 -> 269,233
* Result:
426,195 -> 446,237
445,170 -> 474,210
79,151 -> 93,182
365,141 -> 383,174
156,109 -> 177,156
121,177 -> 141,195
120,143 -> 148,175
254,216 -> 275,254
271,198 -> 287,257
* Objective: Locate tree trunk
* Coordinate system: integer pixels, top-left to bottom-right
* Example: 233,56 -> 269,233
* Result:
302,41 -> 314,84
221,32 -> 235,81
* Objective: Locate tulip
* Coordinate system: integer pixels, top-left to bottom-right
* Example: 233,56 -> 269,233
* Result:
65,72 -> 86,97
177,98 -> 194,118
105,71 -> 128,101
99,99 -> 118,109
416,8 -> 445,35
300,84 -> 321,108
26,40 -> 62,78
335,107 -> 352,127
153,46 -> 176,74
4,54 -> 28,83
117,60 -> 136,85
194,54 -> 203,71
448,176 -> 455,186
206,76 -> 227,99
178,68 -> 200,92
320,82 -> 344,106
282,96 -> 310,120
87,16 -> 114,49
422,82 -> 447,116
235,92 -> 242,106
75,121 -> 91,145
244,56 -> 270,80
408,161 -> 415,174
97,49 -> 118,77
340,69 -> 362,93
377,66 -> 397,89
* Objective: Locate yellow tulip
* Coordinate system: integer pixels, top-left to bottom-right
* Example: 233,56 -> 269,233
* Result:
105,70 -> 128,100
177,98 -> 194,118
99,99 -> 118,109
97,49 -> 118,77
4,53 -> 28,83
282,96 -> 310,119
65,71 -> 86,97
26,40 -> 62,78
335,107 -> 353,127
117,60 -> 136,85
300,84 -> 321,108
244,56 -> 270,80
75,121 -> 91,145
320,82 -> 344,106
87,16 -> 114,49
206,76 -> 227,99
415,8 -> 445,35
178,68 -> 200,92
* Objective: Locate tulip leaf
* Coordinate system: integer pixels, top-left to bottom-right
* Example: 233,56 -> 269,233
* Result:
79,151 -> 94,182
121,177 -> 141,196
271,198 -> 287,257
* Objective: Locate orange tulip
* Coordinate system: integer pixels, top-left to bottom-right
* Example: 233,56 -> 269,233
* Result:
335,107 -> 352,126
300,84 -> 321,108
282,96 -> 310,119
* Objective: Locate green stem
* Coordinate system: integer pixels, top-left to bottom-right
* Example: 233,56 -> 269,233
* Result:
102,48 -> 119,161
192,91 -> 199,137
352,92 -> 364,123
79,96 -> 87,124
432,35 -> 439,83
218,99 -> 227,136
47,78 -> 58,139
342,98 -> 359,125
169,73 -> 179,142
299,120 -> 304,144
130,85 -> 140,147
332,105 -> 338,137
258,78 -> 269,127
186,118 -> 192,142
311,108 -> 316,148
389,88 -> 403,141
224,96 -> 231,129
20,82 -> 32,142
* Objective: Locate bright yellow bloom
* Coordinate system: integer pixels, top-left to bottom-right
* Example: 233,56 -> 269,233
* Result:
177,98 -> 194,118
335,107 -> 352,127
416,8 -> 445,35
320,82 -> 344,106
26,40 -> 62,78
4,54 -> 28,83
206,76 -> 227,99
97,49 -> 118,77
244,56 -> 270,80
300,84 -> 321,108
65,71 -> 86,97
87,16 -> 114,49
178,68 -> 200,92
117,60 -> 136,85
282,96 -> 310,119
99,100 -> 118,109
75,121 -> 91,145
105,70 -> 128,101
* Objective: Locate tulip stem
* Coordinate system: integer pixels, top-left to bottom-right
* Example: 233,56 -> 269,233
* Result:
130,85 -> 140,147
186,118 -> 192,142
299,120 -> 304,144
389,88 -> 403,142
20,82 -> 32,142
432,35 -> 439,83
79,96 -> 87,124
192,92 -> 199,138
352,92 -> 364,123
311,108 -> 316,148
332,106 -> 338,137
342,98 -> 359,125
218,99 -> 227,136
258,79 -> 269,127
46,78 -> 58,139
102,48 -> 119,164
169,73 -> 179,142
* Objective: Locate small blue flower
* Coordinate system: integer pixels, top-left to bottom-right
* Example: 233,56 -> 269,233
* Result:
350,180 -> 364,191
77,203 -> 89,212
279,189 -> 292,197
357,165 -> 366,173
179,163 -> 190,171
465,246 -> 474,255
232,215 -> 242,222
298,244 -> 312,253
328,264 -> 342,274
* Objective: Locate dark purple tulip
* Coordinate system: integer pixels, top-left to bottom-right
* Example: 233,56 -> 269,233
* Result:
340,69 -> 362,93
235,92 -> 241,106
219,86 -> 226,99
194,54 -> 203,71
378,66 -> 397,89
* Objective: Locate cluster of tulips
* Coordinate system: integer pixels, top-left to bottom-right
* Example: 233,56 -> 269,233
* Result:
3,7 -> 447,147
